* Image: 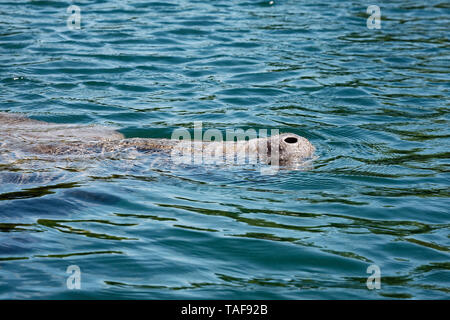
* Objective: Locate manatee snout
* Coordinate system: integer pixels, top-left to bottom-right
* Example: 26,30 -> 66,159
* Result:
269,133 -> 315,165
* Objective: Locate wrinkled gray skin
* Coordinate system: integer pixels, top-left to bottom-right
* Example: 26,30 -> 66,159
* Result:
0,113 -> 315,166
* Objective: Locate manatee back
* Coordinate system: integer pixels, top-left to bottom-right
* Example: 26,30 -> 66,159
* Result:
0,112 -> 124,144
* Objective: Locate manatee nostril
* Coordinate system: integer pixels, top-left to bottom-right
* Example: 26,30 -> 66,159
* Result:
284,137 -> 298,144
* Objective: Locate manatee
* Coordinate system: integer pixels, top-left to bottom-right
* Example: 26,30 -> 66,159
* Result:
0,112 -> 315,168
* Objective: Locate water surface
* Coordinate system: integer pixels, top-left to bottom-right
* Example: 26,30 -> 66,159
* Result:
0,0 -> 449,299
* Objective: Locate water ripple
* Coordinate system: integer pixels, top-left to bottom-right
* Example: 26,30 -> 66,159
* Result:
0,0 -> 449,299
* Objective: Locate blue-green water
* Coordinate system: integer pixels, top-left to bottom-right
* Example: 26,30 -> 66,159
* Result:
0,0 -> 449,299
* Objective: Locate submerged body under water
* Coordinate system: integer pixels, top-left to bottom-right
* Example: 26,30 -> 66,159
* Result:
0,0 -> 449,299
0,112 -> 315,182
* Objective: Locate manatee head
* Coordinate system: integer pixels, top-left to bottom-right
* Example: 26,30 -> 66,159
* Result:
267,133 -> 315,166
